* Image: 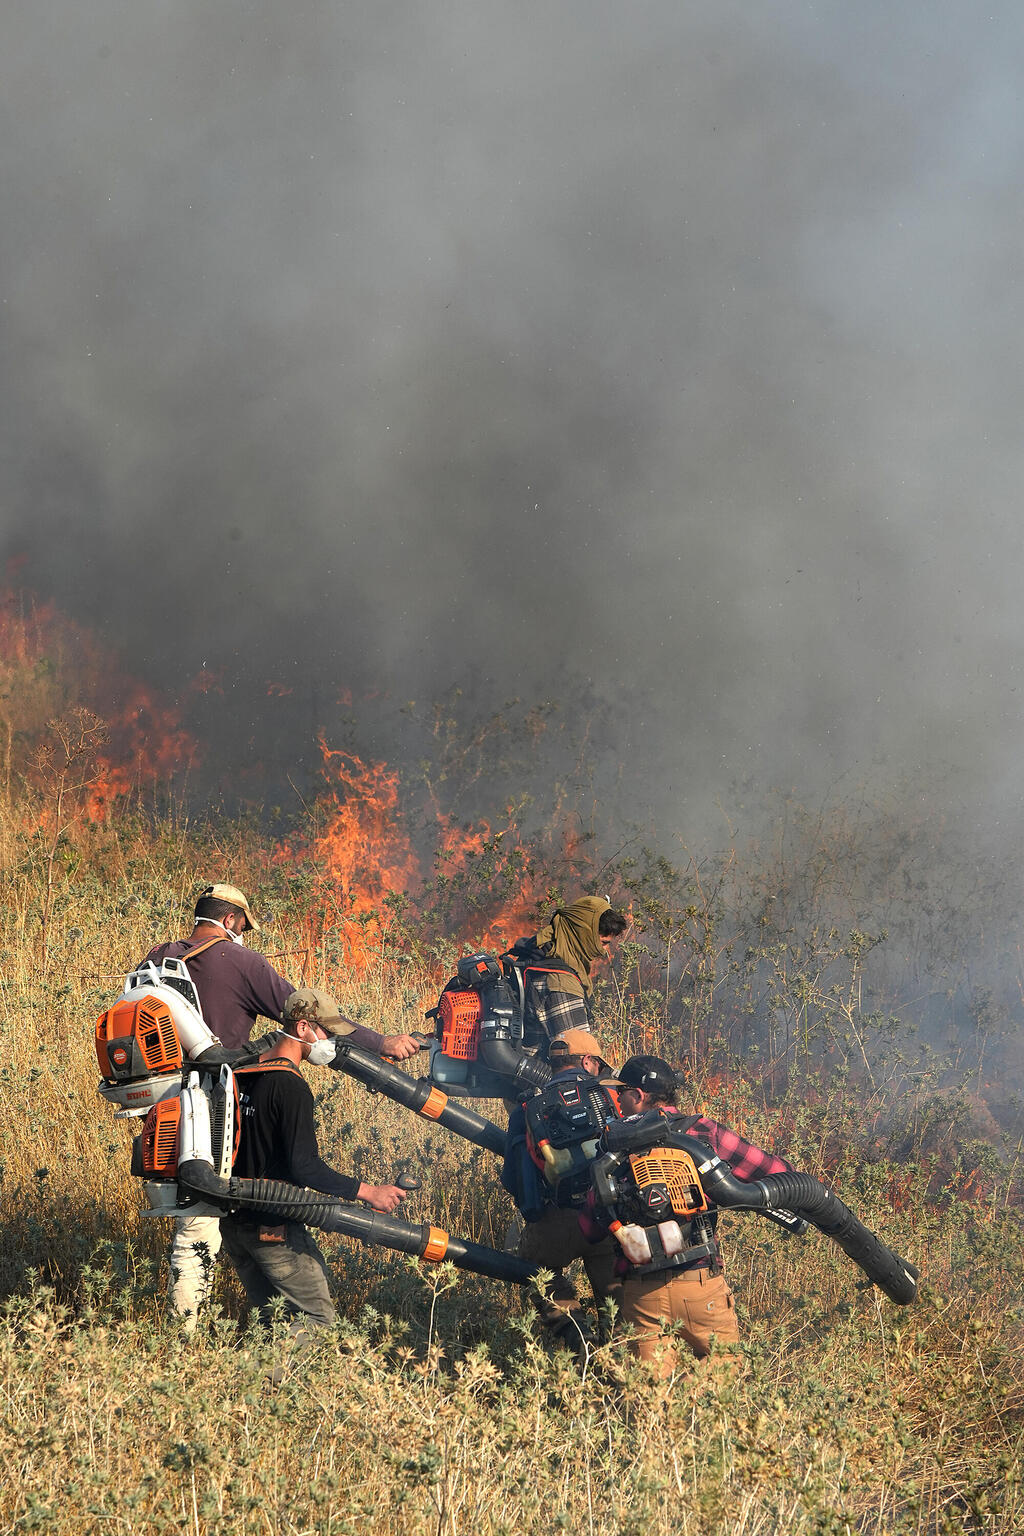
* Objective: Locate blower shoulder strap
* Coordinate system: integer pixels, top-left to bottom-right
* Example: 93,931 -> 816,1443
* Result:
501,942 -> 580,985
233,1058 -> 304,1080
181,934 -> 231,962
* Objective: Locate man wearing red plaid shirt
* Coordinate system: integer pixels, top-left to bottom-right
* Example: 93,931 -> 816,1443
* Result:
612,1054 -> 793,1373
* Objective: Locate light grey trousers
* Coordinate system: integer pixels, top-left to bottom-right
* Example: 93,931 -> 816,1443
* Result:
168,1213 -> 223,1331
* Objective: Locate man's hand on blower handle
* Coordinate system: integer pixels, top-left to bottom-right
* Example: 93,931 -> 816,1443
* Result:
379,1032 -> 425,1060
357,1171 -> 421,1215
332,1012 -> 427,1061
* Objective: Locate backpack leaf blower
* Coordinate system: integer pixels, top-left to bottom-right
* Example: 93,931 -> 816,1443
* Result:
96,962 -> 531,1285
596,1115 -> 919,1304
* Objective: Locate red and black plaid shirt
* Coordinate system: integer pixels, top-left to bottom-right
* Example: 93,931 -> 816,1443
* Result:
679,1112 -> 792,1181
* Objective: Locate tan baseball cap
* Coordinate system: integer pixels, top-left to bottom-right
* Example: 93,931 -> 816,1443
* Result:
548,1029 -> 614,1074
199,882 -> 260,932
281,987 -> 351,1036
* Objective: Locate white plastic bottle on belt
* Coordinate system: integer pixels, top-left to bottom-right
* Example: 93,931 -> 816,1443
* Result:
611,1220 -> 685,1264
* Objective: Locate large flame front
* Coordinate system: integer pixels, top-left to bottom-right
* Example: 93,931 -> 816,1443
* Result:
277,737 -> 595,976
3,585 -> 598,977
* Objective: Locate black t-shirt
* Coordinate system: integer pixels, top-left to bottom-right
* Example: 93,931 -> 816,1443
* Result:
233,1061 -> 360,1206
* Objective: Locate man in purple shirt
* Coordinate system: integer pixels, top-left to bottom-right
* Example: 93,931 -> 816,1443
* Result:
144,883 -> 420,1058
143,882 -> 421,1329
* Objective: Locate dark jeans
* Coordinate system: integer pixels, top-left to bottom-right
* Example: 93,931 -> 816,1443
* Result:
220,1217 -> 338,1330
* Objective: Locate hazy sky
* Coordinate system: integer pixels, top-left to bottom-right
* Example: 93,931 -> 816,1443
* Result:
3,2 -> 1023,841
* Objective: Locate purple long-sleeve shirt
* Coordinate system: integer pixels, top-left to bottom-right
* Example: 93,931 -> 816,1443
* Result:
145,936 -> 293,1050
143,934 -> 386,1055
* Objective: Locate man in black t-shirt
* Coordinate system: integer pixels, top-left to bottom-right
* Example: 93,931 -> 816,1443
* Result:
220,987 -> 408,1331
143,882 -> 420,1329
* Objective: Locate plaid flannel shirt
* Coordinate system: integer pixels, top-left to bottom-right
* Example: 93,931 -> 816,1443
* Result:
529,975 -> 590,1039
682,1113 -> 792,1180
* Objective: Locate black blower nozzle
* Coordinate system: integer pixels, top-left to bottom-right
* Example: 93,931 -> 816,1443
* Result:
328,1041 -> 508,1156
176,1159 -> 538,1287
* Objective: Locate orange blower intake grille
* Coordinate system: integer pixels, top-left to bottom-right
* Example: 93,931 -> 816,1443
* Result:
437,989 -> 482,1061
141,1099 -> 181,1175
95,996 -> 183,1081
629,1147 -> 709,1216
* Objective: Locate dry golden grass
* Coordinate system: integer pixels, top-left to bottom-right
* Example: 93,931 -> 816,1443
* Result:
0,799 -> 1022,1533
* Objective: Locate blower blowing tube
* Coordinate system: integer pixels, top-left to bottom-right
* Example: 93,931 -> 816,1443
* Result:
328,1040 -> 508,1156
701,1143 -> 919,1304
475,1020 -> 552,1095
602,1121 -> 919,1305
176,1159 -> 539,1286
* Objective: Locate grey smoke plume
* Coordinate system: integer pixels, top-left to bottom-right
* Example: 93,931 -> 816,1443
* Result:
2,1 -> 1023,844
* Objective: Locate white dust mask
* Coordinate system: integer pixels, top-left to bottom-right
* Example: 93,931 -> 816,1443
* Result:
204,917 -> 245,945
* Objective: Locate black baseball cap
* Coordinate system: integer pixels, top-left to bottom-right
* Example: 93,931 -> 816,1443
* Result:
618,1055 -> 678,1096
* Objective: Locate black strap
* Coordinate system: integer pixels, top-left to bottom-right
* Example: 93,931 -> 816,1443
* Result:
630,1238 -> 719,1277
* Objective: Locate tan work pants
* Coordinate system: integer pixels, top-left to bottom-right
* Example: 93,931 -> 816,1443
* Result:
620,1266 -> 739,1375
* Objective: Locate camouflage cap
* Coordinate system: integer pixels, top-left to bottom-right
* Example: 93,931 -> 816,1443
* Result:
281,987 -> 350,1036
198,882 -> 260,932
548,1029 -> 614,1075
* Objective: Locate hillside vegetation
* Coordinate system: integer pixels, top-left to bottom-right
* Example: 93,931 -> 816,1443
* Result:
0,610 -> 1022,1533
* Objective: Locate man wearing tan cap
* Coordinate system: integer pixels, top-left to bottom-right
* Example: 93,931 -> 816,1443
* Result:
546,1029 -> 615,1076
220,987 -> 408,1338
144,884 -> 291,1053
142,883 -> 421,1329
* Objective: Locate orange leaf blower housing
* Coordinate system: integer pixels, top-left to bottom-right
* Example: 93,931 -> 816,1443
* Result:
141,1099 -> 182,1176
95,994 -> 187,1115
436,988 -> 483,1061
96,995 -> 184,1081
95,959 -> 226,1116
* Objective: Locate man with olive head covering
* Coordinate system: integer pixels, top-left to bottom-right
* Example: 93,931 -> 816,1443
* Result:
510,895 -> 628,1043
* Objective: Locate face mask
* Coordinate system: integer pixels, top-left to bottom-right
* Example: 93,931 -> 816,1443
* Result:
280,1030 -> 337,1066
306,1037 -> 337,1067
204,917 -> 245,946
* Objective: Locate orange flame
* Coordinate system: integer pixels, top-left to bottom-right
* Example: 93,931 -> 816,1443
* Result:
275,742 -> 421,970
87,681 -> 198,818
1,588 -> 200,820
279,737 -> 597,977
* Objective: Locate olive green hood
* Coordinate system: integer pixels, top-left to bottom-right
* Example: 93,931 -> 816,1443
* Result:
533,895 -> 611,997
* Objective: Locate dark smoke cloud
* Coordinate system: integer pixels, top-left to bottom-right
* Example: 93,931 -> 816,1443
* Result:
2,1 -> 1023,843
